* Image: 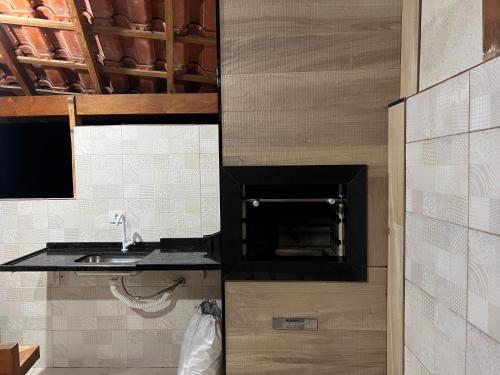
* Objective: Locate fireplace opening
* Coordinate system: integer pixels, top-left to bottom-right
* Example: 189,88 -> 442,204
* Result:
221,165 -> 367,281
243,184 -> 347,261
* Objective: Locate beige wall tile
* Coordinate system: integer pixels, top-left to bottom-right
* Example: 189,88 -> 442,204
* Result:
405,281 -> 466,374
466,324 -> 500,375
468,230 -> 500,342
109,369 -> 177,375
75,126 -> 122,156
404,346 -> 432,375
470,56 -> 500,132
122,126 -> 199,155
406,134 -> 469,226
29,369 -> 108,375
407,72 -> 469,142
405,212 -> 468,317
127,330 -> 174,367
469,128 -> 500,235
53,330 -> 127,367
420,0 -> 482,89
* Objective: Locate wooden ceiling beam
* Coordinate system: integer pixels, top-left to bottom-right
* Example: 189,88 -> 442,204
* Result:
0,14 -> 74,30
102,65 -> 167,79
0,27 -> 36,95
17,56 -> 88,70
0,84 -> 83,95
92,26 -> 165,40
0,93 -> 218,116
92,25 -> 216,46
66,0 -> 106,94
165,0 -> 175,93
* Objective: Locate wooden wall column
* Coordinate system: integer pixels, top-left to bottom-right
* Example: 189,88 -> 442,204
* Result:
387,101 -> 406,375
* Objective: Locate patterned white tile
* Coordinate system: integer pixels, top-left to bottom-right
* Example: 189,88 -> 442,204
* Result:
466,324 -> 500,375
200,153 -> 220,198
75,154 -> 123,200
406,134 -> 469,226
0,201 -> 48,244
123,154 -> 200,200
405,346 -> 432,375
48,199 -> 124,242
470,56 -> 500,131
0,287 -> 51,331
75,126 -> 122,155
127,330 -> 174,367
201,197 -> 220,236
122,126 -> 199,154
407,72 -> 469,142
405,281 -> 466,375
199,125 -> 219,154
53,330 -> 127,368
405,212 -> 468,317
469,128 -> 500,236
468,230 -> 500,342
419,0 -> 482,89
50,287 -> 126,331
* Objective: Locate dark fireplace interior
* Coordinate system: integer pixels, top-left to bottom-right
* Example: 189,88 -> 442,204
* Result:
243,184 -> 347,261
221,165 -> 367,281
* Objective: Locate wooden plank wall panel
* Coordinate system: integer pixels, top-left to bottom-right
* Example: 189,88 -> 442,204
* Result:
387,102 -> 406,375
225,268 -> 387,374
220,0 -> 401,372
400,0 -> 420,97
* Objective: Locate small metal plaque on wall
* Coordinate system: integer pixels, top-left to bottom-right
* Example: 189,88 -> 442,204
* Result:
272,317 -> 318,331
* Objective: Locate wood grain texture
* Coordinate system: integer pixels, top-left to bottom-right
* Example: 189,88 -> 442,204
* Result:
387,102 -> 405,375
66,0 -> 106,94
0,93 -> 218,117
400,0 -> 420,97
220,1 -> 401,372
225,268 -> 387,374
0,27 -> 36,96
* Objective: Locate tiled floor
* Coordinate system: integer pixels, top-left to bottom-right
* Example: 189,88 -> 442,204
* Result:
28,368 -> 177,375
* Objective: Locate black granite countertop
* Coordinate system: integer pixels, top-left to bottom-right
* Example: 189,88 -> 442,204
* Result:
0,238 -> 221,272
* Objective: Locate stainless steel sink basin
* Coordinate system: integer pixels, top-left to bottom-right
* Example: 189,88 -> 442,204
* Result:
75,253 -> 145,265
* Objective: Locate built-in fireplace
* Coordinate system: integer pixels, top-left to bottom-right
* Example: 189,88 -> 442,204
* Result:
221,165 -> 367,281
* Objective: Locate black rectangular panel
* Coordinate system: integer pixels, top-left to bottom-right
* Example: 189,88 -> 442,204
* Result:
0,118 -> 73,198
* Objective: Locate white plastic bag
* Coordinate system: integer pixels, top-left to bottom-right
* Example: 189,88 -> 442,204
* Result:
178,302 -> 222,375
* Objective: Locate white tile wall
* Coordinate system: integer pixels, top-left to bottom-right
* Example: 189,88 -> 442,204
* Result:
406,134 -> 469,226
406,56 -> 500,374
0,124 -> 220,370
405,282 -> 467,375
466,324 -> 500,375
419,0 -> 483,90
407,72 -> 469,142
405,212 -> 468,318
470,57 -> 500,132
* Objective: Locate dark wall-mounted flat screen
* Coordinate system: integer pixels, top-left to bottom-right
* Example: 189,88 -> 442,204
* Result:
0,118 -> 73,198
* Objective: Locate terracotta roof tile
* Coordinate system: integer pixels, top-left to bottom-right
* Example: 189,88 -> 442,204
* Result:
0,0 -> 217,95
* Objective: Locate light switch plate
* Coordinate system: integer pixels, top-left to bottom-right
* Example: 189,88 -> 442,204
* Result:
109,211 -> 124,224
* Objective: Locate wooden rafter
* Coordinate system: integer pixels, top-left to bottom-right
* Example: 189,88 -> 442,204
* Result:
0,16 -> 216,46
165,0 -> 175,93
0,14 -> 74,30
17,56 -> 88,70
0,84 -> 82,96
66,0 -> 106,94
0,27 -> 36,95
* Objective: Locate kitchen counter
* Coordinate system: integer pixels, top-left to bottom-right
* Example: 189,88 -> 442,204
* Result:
0,239 -> 221,272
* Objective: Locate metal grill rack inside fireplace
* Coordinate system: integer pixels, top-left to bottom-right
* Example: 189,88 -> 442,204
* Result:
221,165 -> 367,281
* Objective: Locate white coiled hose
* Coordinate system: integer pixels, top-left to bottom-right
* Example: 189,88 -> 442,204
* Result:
109,277 -> 184,313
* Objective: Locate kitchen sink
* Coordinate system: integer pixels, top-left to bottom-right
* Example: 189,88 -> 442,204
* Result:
74,253 -> 145,265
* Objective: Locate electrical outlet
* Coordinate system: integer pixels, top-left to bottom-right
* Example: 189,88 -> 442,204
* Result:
109,211 -> 124,224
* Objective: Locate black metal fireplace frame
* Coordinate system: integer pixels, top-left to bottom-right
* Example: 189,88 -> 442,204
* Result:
221,165 -> 367,281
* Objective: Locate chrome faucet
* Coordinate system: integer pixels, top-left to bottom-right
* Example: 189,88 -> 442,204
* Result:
116,213 -> 134,253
